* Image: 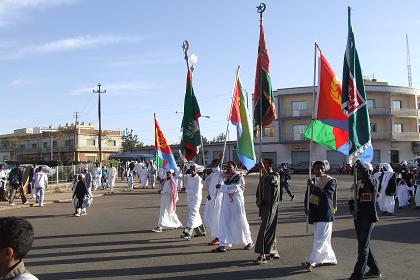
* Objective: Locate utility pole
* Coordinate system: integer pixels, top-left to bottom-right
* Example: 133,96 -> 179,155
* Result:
93,83 -> 106,163
73,112 -> 80,162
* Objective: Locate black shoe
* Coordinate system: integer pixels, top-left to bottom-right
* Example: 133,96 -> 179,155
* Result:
301,262 -> 314,272
364,270 -> 382,278
291,195 -> 295,201
211,246 -> 226,253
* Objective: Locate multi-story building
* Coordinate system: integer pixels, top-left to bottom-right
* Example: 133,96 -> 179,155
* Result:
0,123 -> 122,162
272,79 -> 420,170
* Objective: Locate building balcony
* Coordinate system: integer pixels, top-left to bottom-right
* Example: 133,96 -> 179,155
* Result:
279,109 -> 312,119
371,132 -> 391,140
369,107 -> 391,115
279,133 -> 309,143
391,108 -> 419,118
392,132 -> 420,141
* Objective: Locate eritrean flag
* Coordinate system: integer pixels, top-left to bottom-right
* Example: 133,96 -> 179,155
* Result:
231,70 -> 256,170
154,114 -> 179,173
304,49 -> 349,155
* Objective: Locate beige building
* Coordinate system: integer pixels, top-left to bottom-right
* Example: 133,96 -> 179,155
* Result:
0,123 -> 122,162
260,79 -> 420,170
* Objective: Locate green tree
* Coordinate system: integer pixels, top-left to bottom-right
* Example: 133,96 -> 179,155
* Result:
122,129 -> 144,152
212,133 -> 226,142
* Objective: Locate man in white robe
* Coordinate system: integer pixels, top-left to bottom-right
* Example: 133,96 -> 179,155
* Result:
396,179 -> 414,208
138,160 -> 149,188
180,164 -> 206,240
204,159 -> 223,246
92,163 -> 102,191
108,163 -> 117,191
376,163 -> 396,215
212,161 -> 253,252
152,169 -> 182,232
148,160 -> 157,189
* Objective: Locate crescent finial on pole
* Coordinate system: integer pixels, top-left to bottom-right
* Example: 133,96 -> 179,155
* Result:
182,40 -> 190,70
257,3 -> 266,23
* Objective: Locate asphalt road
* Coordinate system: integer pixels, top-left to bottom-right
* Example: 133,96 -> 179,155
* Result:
1,175 -> 419,280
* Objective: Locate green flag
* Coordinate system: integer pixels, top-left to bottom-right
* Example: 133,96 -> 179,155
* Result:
341,7 -> 373,165
181,69 -> 201,161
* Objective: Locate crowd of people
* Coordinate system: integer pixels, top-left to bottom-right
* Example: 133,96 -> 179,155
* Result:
2,157 -> 420,280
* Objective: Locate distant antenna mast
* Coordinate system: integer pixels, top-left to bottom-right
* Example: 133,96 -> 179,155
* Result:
406,33 -> 413,88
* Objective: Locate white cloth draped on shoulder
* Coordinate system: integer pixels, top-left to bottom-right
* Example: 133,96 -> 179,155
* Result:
376,170 -> 396,214
204,169 -> 223,238
157,179 -> 182,228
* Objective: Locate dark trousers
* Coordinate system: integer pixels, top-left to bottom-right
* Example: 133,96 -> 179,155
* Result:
280,182 -> 294,200
350,220 -> 380,280
9,185 -> 28,204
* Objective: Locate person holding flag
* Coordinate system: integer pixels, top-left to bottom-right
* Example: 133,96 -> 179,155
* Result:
342,7 -> 380,280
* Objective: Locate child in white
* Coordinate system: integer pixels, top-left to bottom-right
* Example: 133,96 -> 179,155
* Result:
396,179 -> 414,208
128,170 -> 135,191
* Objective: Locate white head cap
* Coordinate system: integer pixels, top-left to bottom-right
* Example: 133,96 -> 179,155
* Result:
167,169 -> 175,174
361,162 -> 373,171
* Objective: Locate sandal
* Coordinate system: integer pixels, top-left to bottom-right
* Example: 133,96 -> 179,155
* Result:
211,246 -> 227,253
255,254 -> 268,265
269,253 -> 280,260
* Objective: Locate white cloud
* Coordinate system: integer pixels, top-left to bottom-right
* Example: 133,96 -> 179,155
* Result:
0,35 -> 144,59
69,82 -> 158,96
0,0 -> 78,27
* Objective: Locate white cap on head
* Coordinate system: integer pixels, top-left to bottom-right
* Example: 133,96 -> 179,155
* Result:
167,169 -> 174,174
189,162 -> 196,167
361,162 -> 373,171
401,160 -> 408,165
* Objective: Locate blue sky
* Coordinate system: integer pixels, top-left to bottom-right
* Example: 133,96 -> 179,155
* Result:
0,0 -> 419,144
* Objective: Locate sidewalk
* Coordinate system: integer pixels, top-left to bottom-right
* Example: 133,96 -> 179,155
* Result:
0,180 -> 129,212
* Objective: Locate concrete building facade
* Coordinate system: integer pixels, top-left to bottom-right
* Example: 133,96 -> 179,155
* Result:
0,123 -> 122,162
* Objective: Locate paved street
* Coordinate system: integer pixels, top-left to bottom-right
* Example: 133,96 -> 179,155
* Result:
1,175 -> 419,280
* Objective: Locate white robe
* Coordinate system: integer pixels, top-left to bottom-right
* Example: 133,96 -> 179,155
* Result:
157,179 -> 182,228
396,184 -> 414,207
377,171 -> 396,214
138,166 -> 149,187
185,174 -> 203,229
108,167 -> 117,189
203,170 -> 223,238
92,167 -> 102,191
308,222 -> 337,266
218,174 -> 252,247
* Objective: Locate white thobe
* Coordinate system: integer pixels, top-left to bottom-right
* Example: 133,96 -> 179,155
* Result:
139,166 -> 149,187
108,167 -> 117,189
157,179 -> 183,228
185,174 -> 203,229
377,171 -> 396,214
218,175 -> 252,247
396,184 -> 414,207
203,170 -> 223,238
308,222 -> 337,266
93,167 -> 102,191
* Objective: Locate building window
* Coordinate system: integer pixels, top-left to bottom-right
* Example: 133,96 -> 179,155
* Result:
65,139 -> 74,147
394,123 -> 403,133
86,156 -> 96,162
3,156 -> 8,161
392,100 -> 402,109
292,101 -> 307,116
293,125 -> 307,140
31,143 -> 36,149
20,144 -> 25,149
417,103 -> 420,109
53,141 -> 57,148
262,127 -> 275,137
107,140 -> 117,146
87,139 -> 96,146
43,142 -> 48,148
367,99 -> 375,108
370,123 -> 377,133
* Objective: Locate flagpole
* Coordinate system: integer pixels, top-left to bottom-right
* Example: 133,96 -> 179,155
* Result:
257,2 -> 266,260
307,41 -> 319,233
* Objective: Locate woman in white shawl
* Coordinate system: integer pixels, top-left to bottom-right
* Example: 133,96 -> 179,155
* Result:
376,163 -> 397,215
396,179 -> 414,208
152,169 -> 182,232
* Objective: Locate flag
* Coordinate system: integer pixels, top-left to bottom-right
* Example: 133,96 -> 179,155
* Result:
304,50 -> 349,155
230,71 -> 256,170
155,114 -> 178,173
253,22 -> 276,134
181,69 -> 202,161
341,7 -> 373,165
